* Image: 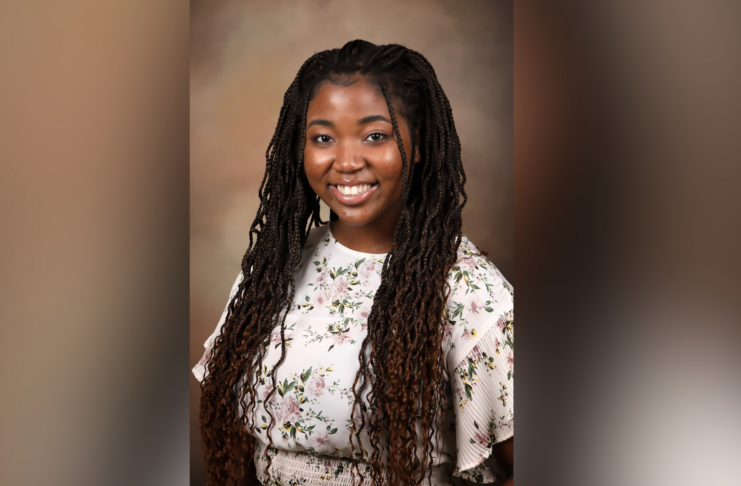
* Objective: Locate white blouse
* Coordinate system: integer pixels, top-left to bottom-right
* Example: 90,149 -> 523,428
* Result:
194,224 -> 514,485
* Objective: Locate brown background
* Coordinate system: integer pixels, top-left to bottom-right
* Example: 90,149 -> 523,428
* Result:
190,0 -> 512,483
3,1 -> 741,486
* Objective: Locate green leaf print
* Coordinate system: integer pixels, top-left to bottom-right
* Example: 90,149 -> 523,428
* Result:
452,301 -> 464,321
505,334 -> 514,349
486,282 -> 496,297
301,366 -> 312,383
354,257 -> 366,269
464,383 -> 473,401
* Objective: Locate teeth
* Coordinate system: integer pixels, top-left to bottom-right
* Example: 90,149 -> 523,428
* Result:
337,184 -> 372,196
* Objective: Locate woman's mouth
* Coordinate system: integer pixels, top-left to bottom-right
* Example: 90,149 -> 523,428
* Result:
330,183 -> 378,205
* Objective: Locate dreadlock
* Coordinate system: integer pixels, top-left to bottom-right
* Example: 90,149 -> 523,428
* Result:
199,39 -> 467,486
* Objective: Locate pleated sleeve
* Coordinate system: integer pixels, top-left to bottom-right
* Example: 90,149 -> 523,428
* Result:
443,237 -> 514,484
192,271 -> 244,383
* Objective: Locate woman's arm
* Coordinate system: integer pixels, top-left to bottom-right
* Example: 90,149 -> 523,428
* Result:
492,437 -> 513,485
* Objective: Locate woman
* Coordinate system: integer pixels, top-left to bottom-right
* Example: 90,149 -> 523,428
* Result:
194,40 -> 514,486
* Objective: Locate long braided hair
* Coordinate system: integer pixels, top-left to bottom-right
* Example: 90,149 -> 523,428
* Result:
199,40 -> 467,486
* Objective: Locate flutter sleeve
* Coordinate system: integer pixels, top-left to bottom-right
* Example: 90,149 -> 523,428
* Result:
192,271 -> 244,383
443,238 -> 514,484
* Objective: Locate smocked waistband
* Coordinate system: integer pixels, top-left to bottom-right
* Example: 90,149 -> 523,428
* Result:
254,446 -> 454,486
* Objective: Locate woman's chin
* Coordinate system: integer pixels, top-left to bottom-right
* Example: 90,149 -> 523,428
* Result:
335,214 -> 373,227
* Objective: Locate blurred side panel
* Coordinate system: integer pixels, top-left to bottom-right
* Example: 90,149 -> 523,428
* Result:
0,1 -> 189,485
516,1 -> 741,485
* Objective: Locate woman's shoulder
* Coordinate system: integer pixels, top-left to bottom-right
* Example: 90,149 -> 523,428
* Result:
448,235 -> 513,299
444,235 -> 514,371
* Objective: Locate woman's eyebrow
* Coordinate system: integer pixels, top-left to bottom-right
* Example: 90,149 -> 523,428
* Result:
307,119 -> 333,128
358,115 -> 391,125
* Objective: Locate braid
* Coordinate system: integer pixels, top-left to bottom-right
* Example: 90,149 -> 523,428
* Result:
199,40 -> 466,486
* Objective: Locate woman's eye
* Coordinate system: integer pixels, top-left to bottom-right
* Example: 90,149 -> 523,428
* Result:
366,133 -> 385,142
315,135 -> 333,143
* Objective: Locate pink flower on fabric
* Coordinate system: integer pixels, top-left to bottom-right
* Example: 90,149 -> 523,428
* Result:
331,278 -> 350,301
460,257 -> 477,270
307,376 -> 326,397
316,272 -> 327,283
497,316 -> 507,331
462,329 -> 472,340
469,298 -> 483,314
282,395 -> 301,423
507,351 -> 514,371
473,431 -> 490,446
314,292 -> 324,305
360,262 -> 375,279
470,344 -> 483,361
270,332 -> 292,345
273,407 -> 283,424
332,332 -> 351,346
315,430 -> 329,446
262,384 -> 274,401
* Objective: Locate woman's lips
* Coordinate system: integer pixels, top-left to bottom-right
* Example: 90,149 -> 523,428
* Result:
329,183 -> 378,206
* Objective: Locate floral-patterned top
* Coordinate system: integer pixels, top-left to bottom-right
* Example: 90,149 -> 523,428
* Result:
193,224 -> 514,485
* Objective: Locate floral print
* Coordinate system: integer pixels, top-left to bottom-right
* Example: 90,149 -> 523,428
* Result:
194,224 -> 514,484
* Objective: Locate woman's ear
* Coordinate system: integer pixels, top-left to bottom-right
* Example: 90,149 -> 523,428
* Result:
414,127 -> 422,163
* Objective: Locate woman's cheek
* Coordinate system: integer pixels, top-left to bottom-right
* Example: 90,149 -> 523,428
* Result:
377,149 -> 404,189
303,152 -> 325,189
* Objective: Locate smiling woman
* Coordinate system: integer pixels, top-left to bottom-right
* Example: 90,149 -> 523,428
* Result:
194,40 -> 514,486
304,77 -> 421,253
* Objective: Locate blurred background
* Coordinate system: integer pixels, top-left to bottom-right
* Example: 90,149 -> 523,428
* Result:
191,1 -> 512,483
3,1 -> 740,485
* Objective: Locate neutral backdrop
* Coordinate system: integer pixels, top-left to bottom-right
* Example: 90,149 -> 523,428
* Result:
191,1 -> 512,482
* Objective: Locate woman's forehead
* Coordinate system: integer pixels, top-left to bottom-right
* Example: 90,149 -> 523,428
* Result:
307,78 -> 389,119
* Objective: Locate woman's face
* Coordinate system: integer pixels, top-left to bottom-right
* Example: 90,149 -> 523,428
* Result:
303,77 -> 419,227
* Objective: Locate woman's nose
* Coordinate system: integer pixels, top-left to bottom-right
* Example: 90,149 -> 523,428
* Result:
333,142 -> 365,173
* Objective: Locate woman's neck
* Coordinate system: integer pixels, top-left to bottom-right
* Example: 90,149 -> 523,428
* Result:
330,203 -> 402,254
